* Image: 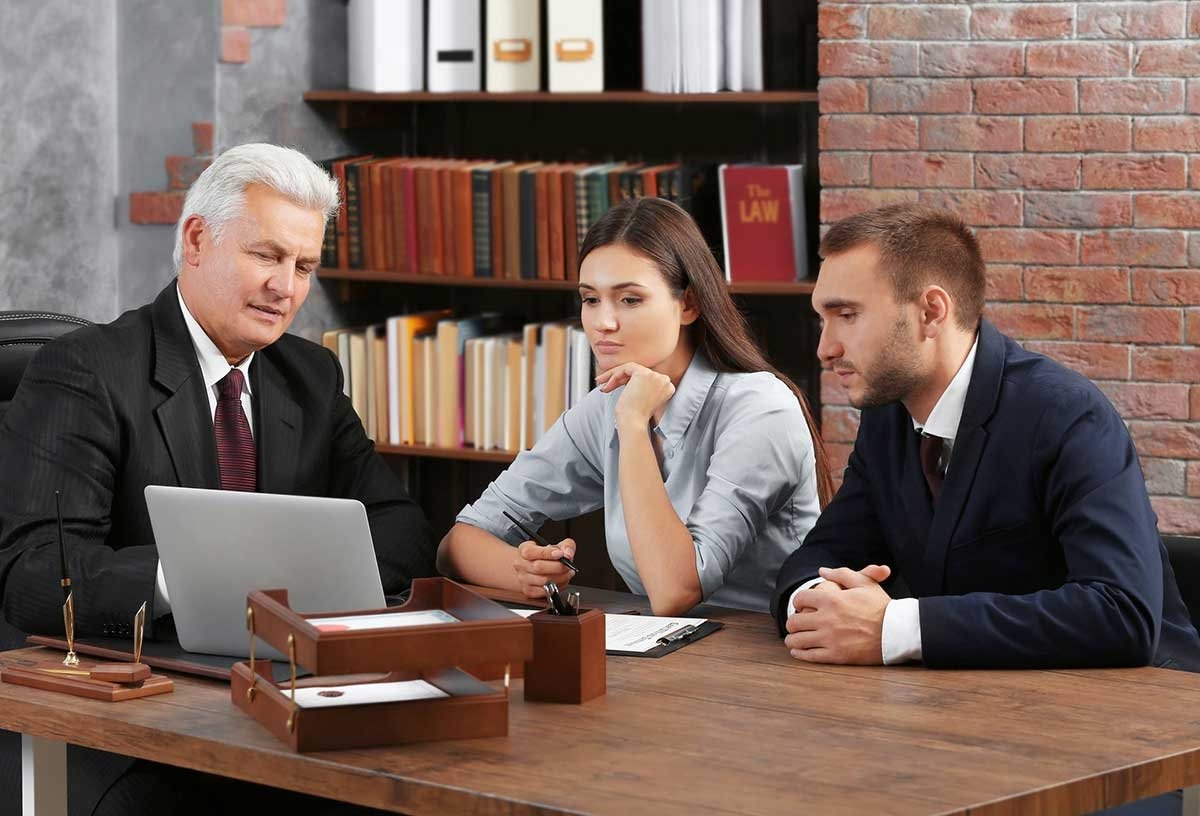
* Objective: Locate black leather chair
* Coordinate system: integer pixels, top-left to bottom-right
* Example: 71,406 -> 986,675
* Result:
1164,535 -> 1200,630
0,312 -> 91,816
0,311 -> 90,650
0,310 -> 90,422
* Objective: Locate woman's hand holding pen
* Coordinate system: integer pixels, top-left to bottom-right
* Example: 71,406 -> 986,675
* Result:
513,538 -> 578,599
597,362 -> 675,430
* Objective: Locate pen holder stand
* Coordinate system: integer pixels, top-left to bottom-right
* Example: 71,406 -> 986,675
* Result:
523,608 -> 605,704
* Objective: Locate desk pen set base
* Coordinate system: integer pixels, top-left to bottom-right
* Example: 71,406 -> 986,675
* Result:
0,653 -> 172,702
233,577 -> 592,752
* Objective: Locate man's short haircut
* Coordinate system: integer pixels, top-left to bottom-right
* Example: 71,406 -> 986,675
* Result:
172,143 -> 339,272
819,204 -> 986,330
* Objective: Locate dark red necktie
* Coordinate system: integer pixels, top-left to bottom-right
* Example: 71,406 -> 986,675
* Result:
214,369 -> 257,491
920,433 -> 945,503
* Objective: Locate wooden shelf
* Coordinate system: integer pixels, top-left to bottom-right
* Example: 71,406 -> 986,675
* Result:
319,268 -> 815,295
305,90 -> 818,105
375,443 -> 516,464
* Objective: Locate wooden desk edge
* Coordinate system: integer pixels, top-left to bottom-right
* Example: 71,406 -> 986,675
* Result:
0,654 -> 566,816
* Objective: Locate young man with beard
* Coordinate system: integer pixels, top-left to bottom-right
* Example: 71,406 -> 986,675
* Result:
774,204 -> 1200,673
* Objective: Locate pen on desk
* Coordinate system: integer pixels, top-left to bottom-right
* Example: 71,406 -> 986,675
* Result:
657,624 -> 698,646
502,510 -> 580,575
55,490 -> 71,603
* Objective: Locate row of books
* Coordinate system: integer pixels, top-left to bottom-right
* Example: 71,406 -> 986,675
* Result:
319,156 -> 810,283
322,311 -> 593,453
347,0 -> 811,94
318,155 -> 716,279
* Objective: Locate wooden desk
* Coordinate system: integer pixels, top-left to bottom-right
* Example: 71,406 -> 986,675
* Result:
3,599 -> 1200,816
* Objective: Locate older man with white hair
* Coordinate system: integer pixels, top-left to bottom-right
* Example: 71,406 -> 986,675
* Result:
0,143 -> 434,814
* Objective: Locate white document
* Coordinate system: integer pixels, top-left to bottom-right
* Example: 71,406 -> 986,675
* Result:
487,0 -> 540,92
510,609 -> 708,654
289,679 -> 449,709
606,614 -> 708,653
428,0 -> 482,92
348,0 -> 424,92
548,0 -> 605,92
308,609 -> 459,633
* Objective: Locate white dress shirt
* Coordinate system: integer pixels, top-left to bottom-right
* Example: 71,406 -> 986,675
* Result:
786,337 -> 979,664
155,288 -> 257,615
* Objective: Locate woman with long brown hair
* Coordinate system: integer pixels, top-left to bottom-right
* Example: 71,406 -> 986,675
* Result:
438,197 -> 833,615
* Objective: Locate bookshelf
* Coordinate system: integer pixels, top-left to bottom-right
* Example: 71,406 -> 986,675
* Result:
305,90 -> 818,103
305,90 -> 819,127
319,267 -> 816,296
376,443 -> 516,465
306,12 -> 821,589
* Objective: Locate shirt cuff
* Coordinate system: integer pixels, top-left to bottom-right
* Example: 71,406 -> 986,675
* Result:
881,597 -> 921,665
784,577 -> 826,620
154,560 -> 172,617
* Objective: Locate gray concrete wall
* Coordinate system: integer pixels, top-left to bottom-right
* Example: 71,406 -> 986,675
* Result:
116,0 -> 218,312
0,0 -> 355,336
0,0 -> 119,322
218,0 -> 356,343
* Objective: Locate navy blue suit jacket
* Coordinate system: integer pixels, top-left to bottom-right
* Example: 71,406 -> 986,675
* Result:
774,319 -> 1200,671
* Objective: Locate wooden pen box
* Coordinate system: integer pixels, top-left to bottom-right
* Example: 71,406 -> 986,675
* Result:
524,608 -> 606,704
230,578 -> 533,752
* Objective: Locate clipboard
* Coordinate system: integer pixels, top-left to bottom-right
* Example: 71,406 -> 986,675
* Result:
607,619 -> 724,658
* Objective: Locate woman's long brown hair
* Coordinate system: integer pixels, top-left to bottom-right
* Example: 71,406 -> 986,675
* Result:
578,197 -> 835,508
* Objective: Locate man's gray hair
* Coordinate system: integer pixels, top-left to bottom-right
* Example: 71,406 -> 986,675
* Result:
172,143 -> 339,271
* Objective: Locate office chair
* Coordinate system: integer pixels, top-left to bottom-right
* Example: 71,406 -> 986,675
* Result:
0,311 -> 91,650
1164,535 -> 1200,630
0,310 -> 90,421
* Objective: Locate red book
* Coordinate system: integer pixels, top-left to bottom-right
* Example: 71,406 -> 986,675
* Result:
718,164 -> 807,282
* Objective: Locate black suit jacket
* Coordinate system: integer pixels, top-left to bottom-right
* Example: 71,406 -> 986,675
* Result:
774,319 -> 1200,671
0,281 -> 436,638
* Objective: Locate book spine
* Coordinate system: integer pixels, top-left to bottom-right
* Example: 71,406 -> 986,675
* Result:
535,169 -> 550,281
520,171 -> 538,280
472,169 -> 492,277
574,173 -> 590,257
439,168 -> 456,277
319,160 -> 338,268
345,163 -> 365,269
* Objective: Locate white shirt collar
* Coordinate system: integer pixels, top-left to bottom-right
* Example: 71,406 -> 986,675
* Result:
912,335 -> 978,444
176,284 -> 254,395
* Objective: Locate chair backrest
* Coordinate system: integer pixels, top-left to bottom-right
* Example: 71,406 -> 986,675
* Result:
1164,535 -> 1200,630
0,311 -> 90,422
0,311 -> 90,650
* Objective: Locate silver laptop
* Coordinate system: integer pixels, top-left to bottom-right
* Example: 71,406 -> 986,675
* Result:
144,485 -> 386,658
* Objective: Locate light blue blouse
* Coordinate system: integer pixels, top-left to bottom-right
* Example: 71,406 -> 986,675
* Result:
455,352 -> 820,612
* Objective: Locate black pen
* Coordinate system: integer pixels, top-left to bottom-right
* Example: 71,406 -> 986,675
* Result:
55,490 -> 71,603
502,510 -> 580,575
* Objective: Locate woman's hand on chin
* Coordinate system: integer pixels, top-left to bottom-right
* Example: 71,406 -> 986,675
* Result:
599,362 -> 676,429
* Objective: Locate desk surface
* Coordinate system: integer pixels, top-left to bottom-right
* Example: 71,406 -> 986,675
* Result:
2,592 -> 1200,816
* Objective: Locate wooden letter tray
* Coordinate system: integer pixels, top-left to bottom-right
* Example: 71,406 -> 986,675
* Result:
230,578 -> 532,752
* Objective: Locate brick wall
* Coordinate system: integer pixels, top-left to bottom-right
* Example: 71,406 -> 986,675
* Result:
817,1 -> 1200,534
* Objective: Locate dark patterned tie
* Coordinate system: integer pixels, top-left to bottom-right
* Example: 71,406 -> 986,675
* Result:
214,369 -> 257,491
920,433 -> 945,504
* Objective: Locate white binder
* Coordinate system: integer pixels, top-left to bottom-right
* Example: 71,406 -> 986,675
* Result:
348,0 -> 424,92
427,0 -> 482,92
548,0 -> 604,92
486,0 -> 540,92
